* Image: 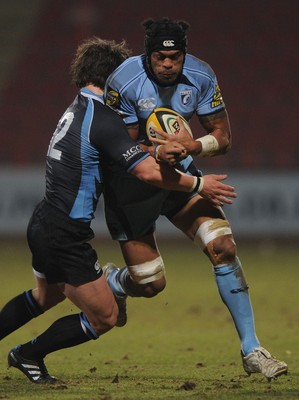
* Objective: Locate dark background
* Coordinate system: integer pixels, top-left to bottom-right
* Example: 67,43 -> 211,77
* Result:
0,0 -> 298,171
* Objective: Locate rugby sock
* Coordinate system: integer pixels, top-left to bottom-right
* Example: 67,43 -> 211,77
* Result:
107,267 -> 131,296
0,290 -> 44,340
213,258 -> 260,355
110,267 -> 143,297
19,313 -> 97,360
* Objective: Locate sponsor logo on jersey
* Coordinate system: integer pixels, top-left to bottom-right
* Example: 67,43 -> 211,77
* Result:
211,84 -> 224,108
163,40 -> 175,47
180,90 -> 192,105
106,87 -> 120,108
122,145 -> 144,162
138,98 -> 156,111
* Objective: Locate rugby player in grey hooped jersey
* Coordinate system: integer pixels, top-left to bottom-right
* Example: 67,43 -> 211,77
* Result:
103,18 -> 287,381
1,37 -> 235,384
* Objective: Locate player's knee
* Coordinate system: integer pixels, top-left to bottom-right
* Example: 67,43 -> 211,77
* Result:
32,286 -> 66,312
207,235 -> 236,264
82,304 -> 118,336
102,308 -> 118,330
99,302 -> 119,330
194,219 -> 236,264
141,276 -> 166,298
128,256 -> 166,297
91,312 -> 117,334
39,292 -> 66,311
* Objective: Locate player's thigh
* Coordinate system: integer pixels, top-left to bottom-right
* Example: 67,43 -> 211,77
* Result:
62,276 -> 116,324
169,194 -> 225,240
119,232 -> 160,266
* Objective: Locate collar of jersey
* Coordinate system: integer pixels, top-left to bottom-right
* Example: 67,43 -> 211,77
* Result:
80,88 -> 104,104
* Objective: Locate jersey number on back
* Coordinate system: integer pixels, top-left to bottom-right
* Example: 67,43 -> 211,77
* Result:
47,112 -> 74,160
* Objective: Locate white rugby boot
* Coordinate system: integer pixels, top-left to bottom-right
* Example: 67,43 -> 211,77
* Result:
242,346 -> 288,381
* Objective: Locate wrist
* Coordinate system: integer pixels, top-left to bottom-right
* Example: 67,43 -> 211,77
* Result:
196,135 -> 219,156
190,140 -> 202,156
189,176 -> 204,193
153,144 -> 162,161
195,176 -> 204,193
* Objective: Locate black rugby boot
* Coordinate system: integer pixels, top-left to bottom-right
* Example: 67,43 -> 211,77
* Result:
8,346 -> 57,384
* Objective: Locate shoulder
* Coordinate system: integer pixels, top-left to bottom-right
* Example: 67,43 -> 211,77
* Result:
93,101 -> 125,128
107,55 -> 146,89
183,54 -> 216,80
89,102 -> 129,148
105,55 -> 147,109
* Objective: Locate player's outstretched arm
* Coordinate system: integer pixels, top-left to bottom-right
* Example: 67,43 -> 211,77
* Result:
130,157 -> 237,207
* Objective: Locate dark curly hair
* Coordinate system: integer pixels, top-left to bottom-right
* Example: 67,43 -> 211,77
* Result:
70,37 -> 131,89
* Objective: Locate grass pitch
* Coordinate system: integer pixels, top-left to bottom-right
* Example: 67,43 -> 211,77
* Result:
0,237 -> 298,400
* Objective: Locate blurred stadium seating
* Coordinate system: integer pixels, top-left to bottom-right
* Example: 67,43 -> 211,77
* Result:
0,0 -> 298,169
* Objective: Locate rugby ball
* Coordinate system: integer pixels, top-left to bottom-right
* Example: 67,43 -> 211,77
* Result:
146,108 -> 193,141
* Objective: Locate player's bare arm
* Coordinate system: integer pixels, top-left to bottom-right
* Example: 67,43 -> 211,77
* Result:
127,124 -> 139,141
128,124 -> 156,155
198,109 -> 231,155
127,123 -> 235,205
130,158 -> 237,207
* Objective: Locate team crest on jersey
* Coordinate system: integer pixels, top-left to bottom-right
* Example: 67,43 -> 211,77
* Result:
180,90 -> 192,105
106,87 -> 120,108
138,98 -> 156,111
211,84 -> 224,108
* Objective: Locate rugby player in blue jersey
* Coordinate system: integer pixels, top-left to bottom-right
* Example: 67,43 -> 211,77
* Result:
103,18 -> 287,380
1,37 -> 236,384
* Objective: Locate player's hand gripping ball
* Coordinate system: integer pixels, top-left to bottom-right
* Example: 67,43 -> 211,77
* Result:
146,108 -> 193,141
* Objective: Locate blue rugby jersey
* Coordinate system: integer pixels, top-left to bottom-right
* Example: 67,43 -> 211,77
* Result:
105,54 -> 225,137
105,54 -> 225,171
45,88 -> 149,222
